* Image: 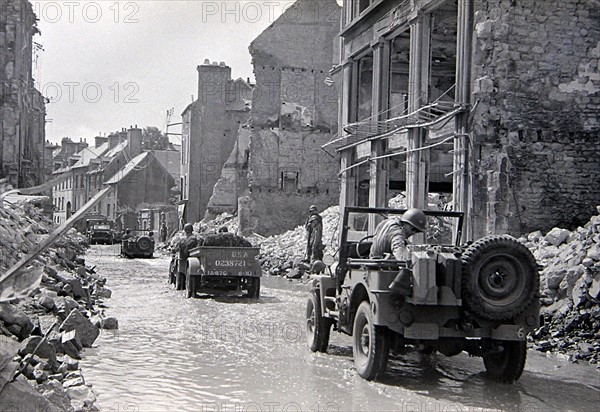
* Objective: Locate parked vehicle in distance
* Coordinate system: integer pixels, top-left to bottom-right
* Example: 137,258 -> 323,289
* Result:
88,222 -> 115,245
306,206 -> 540,383
121,230 -> 155,258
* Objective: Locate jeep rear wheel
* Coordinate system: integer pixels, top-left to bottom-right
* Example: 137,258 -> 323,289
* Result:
352,301 -> 389,380
306,289 -> 331,352
483,340 -> 527,383
462,235 -> 538,320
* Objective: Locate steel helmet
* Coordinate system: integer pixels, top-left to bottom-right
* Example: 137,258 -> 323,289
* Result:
311,260 -> 326,273
309,205 -> 318,212
401,208 -> 427,232
184,223 -> 194,234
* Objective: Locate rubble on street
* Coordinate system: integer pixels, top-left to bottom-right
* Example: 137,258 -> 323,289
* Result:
0,181 -> 115,411
523,205 -> 600,364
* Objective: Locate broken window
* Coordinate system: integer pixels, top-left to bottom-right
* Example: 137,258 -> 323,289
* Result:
353,53 -> 373,122
388,32 -> 411,119
280,171 -> 299,192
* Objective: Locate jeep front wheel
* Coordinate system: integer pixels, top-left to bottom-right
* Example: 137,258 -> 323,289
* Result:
483,340 -> 527,383
352,301 -> 389,380
306,290 -> 331,353
462,235 -> 539,320
175,272 -> 185,291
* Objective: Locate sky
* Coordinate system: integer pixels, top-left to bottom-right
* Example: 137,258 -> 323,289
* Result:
33,0 -> 330,145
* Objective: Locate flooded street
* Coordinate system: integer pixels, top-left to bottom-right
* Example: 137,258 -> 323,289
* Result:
82,246 -> 600,412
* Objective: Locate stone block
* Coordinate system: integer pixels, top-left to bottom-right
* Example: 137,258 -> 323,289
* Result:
60,330 -> 83,359
18,335 -> 57,364
545,227 -> 571,246
66,384 -> 97,410
60,309 -> 99,348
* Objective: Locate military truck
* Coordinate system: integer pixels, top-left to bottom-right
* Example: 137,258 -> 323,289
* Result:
88,222 -> 115,245
171,233 -> 261,299
306,206 -> 540,382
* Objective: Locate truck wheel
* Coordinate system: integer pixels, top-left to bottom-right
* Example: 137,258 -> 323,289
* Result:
461,235 -> 539,320
483,340 -> 527,383
247,277 -> 260,299
306,289 -> 331,353
186,273 -> 195,298
352,301 -> 389,380
175,272 -> 185,291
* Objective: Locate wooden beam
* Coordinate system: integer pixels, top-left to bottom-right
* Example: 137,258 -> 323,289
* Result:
0,185 -> 113,283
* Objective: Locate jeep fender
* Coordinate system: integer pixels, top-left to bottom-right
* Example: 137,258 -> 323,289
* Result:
187,257 -> 202,277
310,275 -> 336,314
348,283 -> 370,335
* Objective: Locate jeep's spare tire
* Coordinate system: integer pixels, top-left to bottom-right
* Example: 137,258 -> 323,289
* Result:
461,235 -> 538,321
137,236 -> 152,251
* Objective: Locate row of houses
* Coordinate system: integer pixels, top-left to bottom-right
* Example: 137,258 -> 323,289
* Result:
51,127 -> 177,232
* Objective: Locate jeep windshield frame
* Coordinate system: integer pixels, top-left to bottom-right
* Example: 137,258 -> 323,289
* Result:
339,206 -> 464,265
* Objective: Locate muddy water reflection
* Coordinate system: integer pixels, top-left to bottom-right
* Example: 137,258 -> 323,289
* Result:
82,246 -> 600,412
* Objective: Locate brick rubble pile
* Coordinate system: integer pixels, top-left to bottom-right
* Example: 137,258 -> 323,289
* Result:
0,180 -> 115,411
523,205 -> 600,364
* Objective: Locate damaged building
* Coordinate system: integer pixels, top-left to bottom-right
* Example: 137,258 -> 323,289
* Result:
204,0 -> 343,236
180,61 -> 252,224
0,0 -> 46,187
331,0 -> 600,238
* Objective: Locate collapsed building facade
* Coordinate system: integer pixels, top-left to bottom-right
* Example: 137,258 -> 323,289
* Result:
332,0 -> 600,238
202,0 -> 342,235
0,0 -> 46,187
180,61 -> 253,224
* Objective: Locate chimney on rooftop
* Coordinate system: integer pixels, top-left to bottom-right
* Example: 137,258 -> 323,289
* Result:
127,126 -> 143,158
95,135 -> 108,148
108,133 -> 120,149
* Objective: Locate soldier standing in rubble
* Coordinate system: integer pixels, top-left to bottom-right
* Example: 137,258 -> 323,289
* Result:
305,205 -> 324,263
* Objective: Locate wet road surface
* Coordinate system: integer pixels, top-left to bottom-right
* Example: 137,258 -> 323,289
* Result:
81,245 -> 600,411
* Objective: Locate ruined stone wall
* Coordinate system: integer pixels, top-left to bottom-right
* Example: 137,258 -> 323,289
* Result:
471,0 -> 600,237
182,64 -> 251,223
243,0 -> 341,235
0,0 -> 45,187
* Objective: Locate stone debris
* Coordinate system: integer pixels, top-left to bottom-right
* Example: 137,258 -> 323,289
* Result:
0,181 -> 111,410
255,193 -> 451,277
523,205 -> 600,364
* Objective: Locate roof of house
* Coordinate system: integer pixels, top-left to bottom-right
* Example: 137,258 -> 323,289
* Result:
104,152 -> 151,184
72,143 -> 109,169
103,140 -> 128,159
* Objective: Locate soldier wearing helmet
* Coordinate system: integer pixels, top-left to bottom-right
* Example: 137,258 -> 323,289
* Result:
179,223 -> 201,258
370,208 -> 427,261
305,205 -> 324,263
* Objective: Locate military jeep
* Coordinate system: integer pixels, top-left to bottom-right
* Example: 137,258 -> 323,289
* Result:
306,206 -> 540,382
121,231 -> 155,259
